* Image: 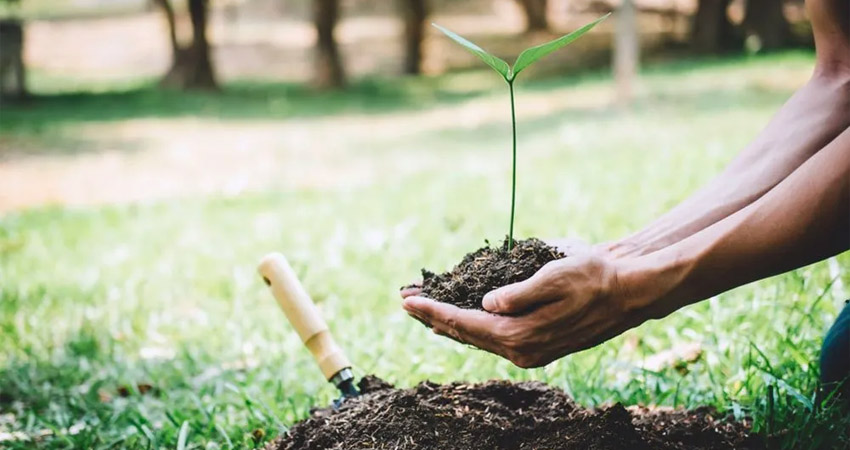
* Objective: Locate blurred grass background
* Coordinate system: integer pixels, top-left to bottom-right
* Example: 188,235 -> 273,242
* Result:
1,0 -> 849,448
2,51 -> 849,448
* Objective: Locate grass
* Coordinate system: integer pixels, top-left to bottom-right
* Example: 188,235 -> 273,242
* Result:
0,72 -> 498,158
2,50 -> 849,448
0,0 -> 152,21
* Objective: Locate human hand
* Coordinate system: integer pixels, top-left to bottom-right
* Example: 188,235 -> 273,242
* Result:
401,253 -> 651,368
398,237 -> 597,300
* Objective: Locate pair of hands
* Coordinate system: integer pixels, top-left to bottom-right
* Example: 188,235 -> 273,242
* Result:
400,239 -> 648,368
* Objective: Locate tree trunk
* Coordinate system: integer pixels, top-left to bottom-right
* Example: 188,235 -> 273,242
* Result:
742,0 -> 789,51
614,0 -> 638,106
314,0 -> 345,88
0,19 -> 27,101
401,0 -> 427,75
185,0 -> 216,88
153,0 -> 179,64
156,0 -> 217,90
691,0 -> 739,53
517,0 -> 548,32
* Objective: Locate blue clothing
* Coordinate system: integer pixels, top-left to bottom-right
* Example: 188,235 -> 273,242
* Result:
820,300 -> 850,403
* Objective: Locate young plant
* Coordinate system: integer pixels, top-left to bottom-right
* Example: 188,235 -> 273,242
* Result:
433,15 -> 609,250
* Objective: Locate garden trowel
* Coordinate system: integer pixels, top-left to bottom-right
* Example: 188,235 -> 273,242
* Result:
258,253 -> 359,402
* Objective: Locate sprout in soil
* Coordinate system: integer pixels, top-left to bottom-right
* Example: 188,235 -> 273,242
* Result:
433,14 -> 609,250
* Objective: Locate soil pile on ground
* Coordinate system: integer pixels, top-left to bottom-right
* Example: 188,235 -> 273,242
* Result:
421,238 -> 564,310
269,376 -> 763,450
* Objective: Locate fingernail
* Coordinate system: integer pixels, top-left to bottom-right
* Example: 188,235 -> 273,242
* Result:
402,299 -> 420,313
482,291 -> 496,310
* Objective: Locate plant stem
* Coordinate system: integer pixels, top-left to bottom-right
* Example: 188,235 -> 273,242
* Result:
508,79 -> 517,251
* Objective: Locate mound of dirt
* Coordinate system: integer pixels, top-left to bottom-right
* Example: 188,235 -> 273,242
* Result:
420,238 -> 564,310
268,376 -> 763,450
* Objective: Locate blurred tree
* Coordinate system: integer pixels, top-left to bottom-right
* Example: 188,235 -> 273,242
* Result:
742,0 -> 790,51
691,0 -> 739,53
401,0 -> 428,75
614,0 -> 638,105
0,18 -> 26,100
314,0 -> 345,88
0,0 -> 25,100
154,0 -> 217,90
517,0 -> 548,32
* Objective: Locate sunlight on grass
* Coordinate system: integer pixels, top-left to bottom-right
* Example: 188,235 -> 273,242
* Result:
1,51 -> 848,449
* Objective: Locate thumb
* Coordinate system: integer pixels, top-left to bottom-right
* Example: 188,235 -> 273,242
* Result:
482,263 -> 561,314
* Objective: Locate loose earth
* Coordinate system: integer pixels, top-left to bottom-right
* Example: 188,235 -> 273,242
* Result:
268,376 -> 763,450
421,238 -> 564,310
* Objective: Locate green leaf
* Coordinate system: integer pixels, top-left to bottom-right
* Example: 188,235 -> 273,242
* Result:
512,13 -> 610,77
761,372 -> 814,411
432,23 -> 512,80
176,421 -> 190,450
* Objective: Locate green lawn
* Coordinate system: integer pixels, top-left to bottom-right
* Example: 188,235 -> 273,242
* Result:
2,51 -> 849,449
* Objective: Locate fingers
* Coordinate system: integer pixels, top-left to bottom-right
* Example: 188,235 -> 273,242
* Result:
399,281 -> 422,299
402,296 -> 559,369
400,286 -> 422,299
481,260 -> 564,314
402,296 -> 502,353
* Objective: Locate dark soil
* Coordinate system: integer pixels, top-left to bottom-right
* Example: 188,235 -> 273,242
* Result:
420,238 -> 564,310
268,376 -> 763,450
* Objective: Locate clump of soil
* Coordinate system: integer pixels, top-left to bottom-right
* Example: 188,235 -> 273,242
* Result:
420,238 -> 564,310
268,376 -> 763,450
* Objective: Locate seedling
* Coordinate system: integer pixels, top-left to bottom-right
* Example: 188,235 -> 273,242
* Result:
433,15 -> 609,250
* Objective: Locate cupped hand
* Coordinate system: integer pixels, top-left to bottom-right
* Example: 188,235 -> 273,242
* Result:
399,237 -> 602,299
400,253 -> 648,368
399,237 -> 598,299
399,283 -> 422,299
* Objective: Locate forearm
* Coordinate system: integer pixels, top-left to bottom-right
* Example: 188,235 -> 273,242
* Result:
611,59 -> 850,258
620,126 -> 850,320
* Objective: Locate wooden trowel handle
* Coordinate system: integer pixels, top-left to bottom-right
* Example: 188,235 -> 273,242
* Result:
258,253 -> 351,381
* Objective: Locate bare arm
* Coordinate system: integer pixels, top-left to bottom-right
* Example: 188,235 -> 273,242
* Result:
399,0 -> 850,367
609,73 -> 850,258
609,0 -> 850,258
401,126 -> 850,368
624,126 -> 850,319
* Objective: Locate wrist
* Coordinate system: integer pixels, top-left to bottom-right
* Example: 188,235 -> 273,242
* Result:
603,237 -> 646,259
610,247 -> 696,322
607,219 -> 681,259
813,55 -> 850,83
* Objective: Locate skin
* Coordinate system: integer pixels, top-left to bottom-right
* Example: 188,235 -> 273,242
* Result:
608,0 -> 850,258
400,0 -> 850,369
